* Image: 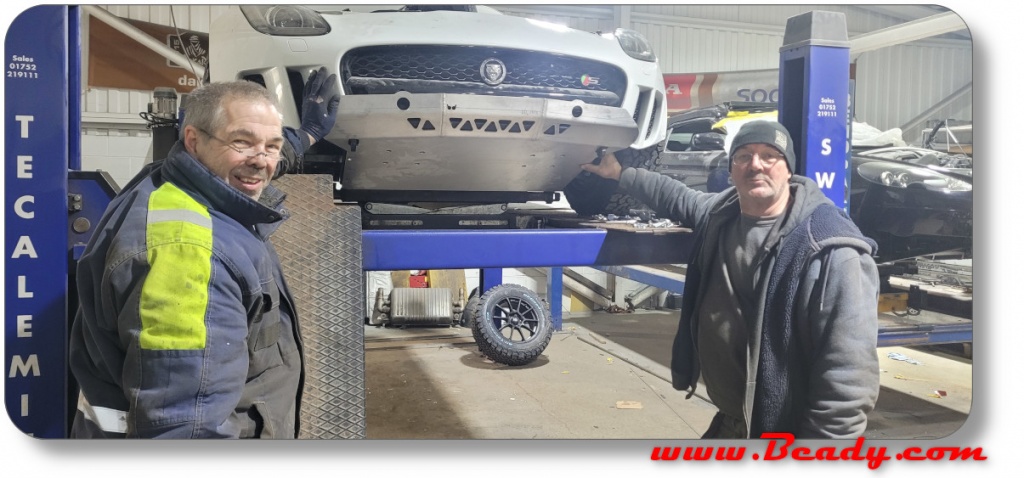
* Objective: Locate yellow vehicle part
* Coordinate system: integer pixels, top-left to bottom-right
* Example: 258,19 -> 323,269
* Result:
878,292 -> 909,313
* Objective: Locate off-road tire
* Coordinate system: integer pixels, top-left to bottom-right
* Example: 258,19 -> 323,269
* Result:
563,145 -> 662,216
471,284 -> 553,366
460,287 -> 480,327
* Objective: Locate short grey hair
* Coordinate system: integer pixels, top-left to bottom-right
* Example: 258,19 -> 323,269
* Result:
180,81 -> 279,139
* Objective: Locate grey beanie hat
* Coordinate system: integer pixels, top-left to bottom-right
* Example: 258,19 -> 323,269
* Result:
728,120 -> 795,172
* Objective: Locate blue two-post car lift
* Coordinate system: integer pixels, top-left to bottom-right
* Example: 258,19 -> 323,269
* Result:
5,6 -> 971,438
361,9 -> 973,348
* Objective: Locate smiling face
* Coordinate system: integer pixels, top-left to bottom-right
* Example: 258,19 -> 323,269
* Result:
729,143 -> 792,217
185,97 -> 284,200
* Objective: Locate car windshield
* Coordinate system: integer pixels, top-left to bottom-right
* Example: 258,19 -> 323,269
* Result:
666,132 -> 694,152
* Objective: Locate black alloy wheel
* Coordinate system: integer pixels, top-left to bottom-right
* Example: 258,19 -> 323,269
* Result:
471,284 -> 553,366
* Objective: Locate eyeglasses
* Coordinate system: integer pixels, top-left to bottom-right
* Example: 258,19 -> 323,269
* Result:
731,150 -> 784,167
197,127 -> 281,160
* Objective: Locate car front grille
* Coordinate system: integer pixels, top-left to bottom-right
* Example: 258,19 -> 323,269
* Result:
342,45 -> 628,107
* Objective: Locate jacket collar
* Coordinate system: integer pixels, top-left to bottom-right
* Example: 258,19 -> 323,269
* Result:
161,141 -> 288,229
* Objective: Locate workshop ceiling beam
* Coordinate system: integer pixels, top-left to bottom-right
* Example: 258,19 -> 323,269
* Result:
850,12 -> 967,55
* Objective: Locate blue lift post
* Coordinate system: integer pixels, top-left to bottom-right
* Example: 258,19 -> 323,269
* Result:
778,10 -> 852,211
4,5 -> 76,438
774,11 -> 970,343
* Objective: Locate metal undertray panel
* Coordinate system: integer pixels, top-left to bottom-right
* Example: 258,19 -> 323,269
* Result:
334,93 -> 639,192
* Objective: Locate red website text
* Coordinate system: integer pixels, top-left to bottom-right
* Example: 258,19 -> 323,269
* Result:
650,432 -> 987,469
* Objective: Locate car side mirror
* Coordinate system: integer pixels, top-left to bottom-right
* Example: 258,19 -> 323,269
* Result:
690,132 -> 725,151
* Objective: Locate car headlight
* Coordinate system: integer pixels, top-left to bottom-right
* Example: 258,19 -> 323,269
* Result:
613,28 -> 656,62
240,5 -> 331,36
857,161 -> 972,192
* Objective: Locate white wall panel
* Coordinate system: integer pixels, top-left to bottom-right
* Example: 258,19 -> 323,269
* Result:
636,22 -> 783,73
632,4 -> 909,35
497,5 -> 615,32
853,40 -> 972,137
80,129 -> 153,189
85,88 -> 108,114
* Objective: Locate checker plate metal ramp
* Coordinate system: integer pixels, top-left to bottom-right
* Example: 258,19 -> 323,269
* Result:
272,175 -> 365,439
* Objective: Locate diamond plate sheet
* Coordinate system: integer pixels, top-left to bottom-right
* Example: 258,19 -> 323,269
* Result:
271,175 -> 365,439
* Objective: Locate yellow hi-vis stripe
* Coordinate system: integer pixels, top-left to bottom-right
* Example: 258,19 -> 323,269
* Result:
140,183 -> 214,350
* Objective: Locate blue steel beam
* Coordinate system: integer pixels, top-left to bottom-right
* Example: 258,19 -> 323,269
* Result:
876,323 -> 973,347
364,229 -> 607,270
362,228 -> 694,270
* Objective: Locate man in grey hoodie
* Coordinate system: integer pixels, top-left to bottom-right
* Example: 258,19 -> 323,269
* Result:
582,120 -> 880,438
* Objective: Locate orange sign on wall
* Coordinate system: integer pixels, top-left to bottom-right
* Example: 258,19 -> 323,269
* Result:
88,16 -> 208,93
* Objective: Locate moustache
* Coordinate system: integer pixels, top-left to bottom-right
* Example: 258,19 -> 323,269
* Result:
238,166 -> 268,181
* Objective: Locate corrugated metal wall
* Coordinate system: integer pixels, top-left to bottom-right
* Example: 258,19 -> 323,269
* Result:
80,4 -> 971,143
853,41 -> 972,141
499,5 -> 615,33
608,4 -> 972,135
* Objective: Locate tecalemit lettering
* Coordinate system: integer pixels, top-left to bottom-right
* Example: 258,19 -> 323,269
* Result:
10,114 -> 43,421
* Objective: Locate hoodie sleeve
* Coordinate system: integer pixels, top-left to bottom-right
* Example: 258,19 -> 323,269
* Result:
618,167 -> 718,228
797,247 -> 881,438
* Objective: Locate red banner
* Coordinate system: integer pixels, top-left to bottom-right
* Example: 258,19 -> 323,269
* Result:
663,69 -> 780,113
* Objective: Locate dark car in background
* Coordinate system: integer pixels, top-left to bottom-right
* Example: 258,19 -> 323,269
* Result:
656,103 -> 973,262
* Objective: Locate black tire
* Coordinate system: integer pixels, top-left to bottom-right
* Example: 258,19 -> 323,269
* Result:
460,287 -> 480,327
471,284 -> 553,366
563,145 -> 662,216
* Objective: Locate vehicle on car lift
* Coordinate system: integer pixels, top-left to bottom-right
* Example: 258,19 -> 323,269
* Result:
208,4 -> 667,212
657,102 -> 973,262
209,4 -> 663,364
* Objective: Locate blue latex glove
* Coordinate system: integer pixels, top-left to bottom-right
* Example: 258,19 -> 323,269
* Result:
300,66 -> 341,143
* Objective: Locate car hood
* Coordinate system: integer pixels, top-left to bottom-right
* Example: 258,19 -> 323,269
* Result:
853,154 -> 973,183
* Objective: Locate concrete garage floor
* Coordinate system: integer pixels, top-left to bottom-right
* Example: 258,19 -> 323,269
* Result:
364,310 -> 971,439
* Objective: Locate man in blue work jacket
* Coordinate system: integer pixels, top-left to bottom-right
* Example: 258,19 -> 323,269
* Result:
69,69 -> 339,438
